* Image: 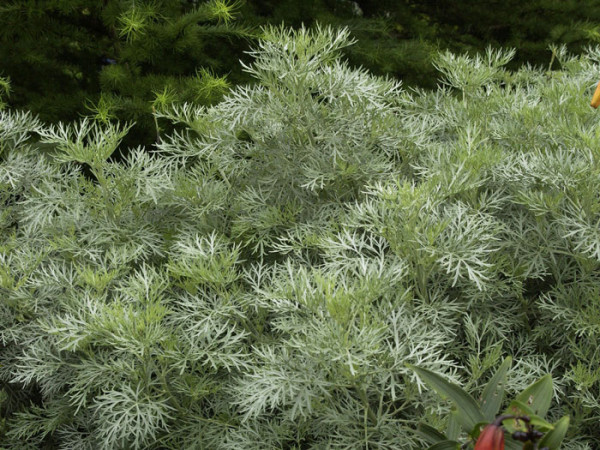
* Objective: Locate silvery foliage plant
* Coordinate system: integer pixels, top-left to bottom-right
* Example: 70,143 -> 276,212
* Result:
0,24 -> 599,449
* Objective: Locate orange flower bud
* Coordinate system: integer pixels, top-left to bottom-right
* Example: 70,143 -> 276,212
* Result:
591,81 -> 600,108
474,423 -> 505,450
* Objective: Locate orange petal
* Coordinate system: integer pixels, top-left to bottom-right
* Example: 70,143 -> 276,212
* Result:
591,81 -> 600,108
474,424 -> 505,450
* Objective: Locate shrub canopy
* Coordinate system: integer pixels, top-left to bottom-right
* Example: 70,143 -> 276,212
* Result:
1,25 -> 600,448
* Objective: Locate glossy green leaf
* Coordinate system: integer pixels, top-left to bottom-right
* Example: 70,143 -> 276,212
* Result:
428,440 -> 460,450
502,400 -> 534,432
416,423 -> 447,444
538,416 -> 569,449
504,399 -> 534,415
504,436 -> 523,450
446,412 -> 460,440
515,374 -> 553,417
408,364 -> 485,432
469,421 -> 490,440
528,415 -> 554,431
501,408 -> 554,433
480,356 -> 512,421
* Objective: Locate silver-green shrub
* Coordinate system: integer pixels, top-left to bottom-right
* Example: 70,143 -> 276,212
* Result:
1,24 -> 599,449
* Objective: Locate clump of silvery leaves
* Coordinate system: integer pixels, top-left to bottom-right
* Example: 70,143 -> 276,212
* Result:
0,23 -> 599,449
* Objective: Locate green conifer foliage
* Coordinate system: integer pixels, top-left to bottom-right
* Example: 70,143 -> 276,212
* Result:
3,25 -> 600,448
5,0 -> 600,151
245,0 -> 600,91
407,0 -> 600,72
0,0 -> 255,149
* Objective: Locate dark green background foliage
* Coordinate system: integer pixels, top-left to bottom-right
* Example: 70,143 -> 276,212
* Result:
0,0 -> 256,149
407,0 -> 600,69
3,0 -> 600,146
